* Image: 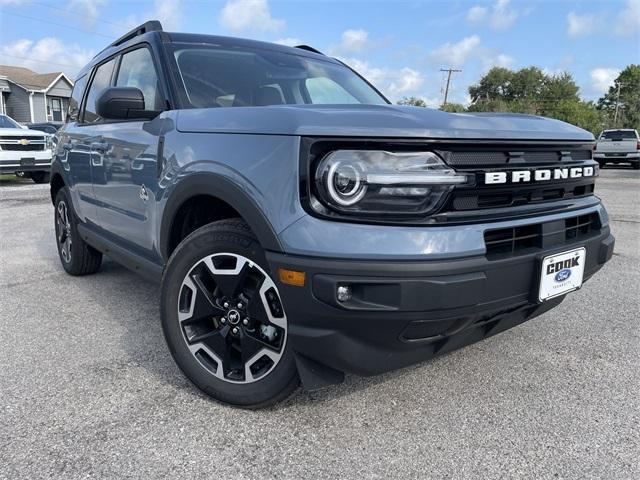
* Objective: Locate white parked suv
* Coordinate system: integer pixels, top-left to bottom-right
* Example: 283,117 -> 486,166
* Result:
0,114 -> 53,183
594,129 -> 640,170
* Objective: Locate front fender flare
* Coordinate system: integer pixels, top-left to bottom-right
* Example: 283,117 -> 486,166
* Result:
159,172 -> 284,262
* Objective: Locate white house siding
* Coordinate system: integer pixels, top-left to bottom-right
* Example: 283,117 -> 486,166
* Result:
47,77 -> 72,97
4,85 -> 30,122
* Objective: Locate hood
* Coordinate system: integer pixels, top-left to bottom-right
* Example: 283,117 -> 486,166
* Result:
176,104 -> 594,141
0,128 -> 43,137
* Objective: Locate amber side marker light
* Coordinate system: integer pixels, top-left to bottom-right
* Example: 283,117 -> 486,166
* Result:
278,268 -> 306,287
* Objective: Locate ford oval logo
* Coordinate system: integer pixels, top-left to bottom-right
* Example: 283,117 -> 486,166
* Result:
555,268 -> 572,282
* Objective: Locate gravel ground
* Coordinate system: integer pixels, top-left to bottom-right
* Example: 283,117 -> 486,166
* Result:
0,168 -> 638,479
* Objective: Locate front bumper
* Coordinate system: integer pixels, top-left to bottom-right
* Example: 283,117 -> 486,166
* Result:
268,221 -> 614,382
0,150 -> 52,173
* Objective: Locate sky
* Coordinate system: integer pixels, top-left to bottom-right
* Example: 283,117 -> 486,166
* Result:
0,0 -> 638,107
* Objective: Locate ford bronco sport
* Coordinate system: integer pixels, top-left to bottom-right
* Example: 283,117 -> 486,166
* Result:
50,21 -> 614,407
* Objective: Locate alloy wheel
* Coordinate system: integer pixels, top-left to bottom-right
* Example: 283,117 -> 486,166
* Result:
177,253 -> 287,384
56,201 -> 72,263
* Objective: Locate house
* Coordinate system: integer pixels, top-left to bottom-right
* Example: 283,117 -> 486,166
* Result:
0,65 -> 74,124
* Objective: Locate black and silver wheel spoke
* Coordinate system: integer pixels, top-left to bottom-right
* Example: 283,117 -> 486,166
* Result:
178,253 -> 287,384
56,201 -> 72,263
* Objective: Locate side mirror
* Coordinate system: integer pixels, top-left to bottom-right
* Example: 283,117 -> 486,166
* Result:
96,87 -> 157,120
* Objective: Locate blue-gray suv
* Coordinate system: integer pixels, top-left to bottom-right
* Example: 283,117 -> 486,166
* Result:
50,21 -> 614,407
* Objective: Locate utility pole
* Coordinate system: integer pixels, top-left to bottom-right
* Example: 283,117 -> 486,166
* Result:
613,82 -> 624,127
440,68 -> 462,107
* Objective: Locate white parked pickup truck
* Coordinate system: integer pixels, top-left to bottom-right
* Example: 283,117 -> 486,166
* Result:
594,129 -> 640,170
0,114 -> 53,183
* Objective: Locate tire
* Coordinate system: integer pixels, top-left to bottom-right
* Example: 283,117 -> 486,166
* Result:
30,171 -> 50,184
54,187 -> 103,275
161,219 -> 299,408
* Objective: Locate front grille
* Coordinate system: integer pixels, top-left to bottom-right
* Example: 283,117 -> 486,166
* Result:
452,183 -> 595,211
484,213 -> 600,258
0,135 -> 44,141
439,145 -> 597,218
445,149 -> 591,166
0,144 -> 45,151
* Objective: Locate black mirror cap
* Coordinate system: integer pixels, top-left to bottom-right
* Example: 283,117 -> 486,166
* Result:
96,87 -> 157,120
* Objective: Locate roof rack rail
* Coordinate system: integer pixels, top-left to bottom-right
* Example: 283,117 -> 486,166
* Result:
110,20 -> 163,49
294,45 -> 324,55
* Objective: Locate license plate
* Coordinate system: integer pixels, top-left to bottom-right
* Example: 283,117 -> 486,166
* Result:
539,247 -> 586,302
20,158 -> 35,167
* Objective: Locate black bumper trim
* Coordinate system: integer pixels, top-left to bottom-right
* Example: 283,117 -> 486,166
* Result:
267,229 -> 614,380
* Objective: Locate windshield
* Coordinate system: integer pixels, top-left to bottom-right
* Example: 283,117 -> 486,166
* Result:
171,45 -> 388,108
600,130 -> 638,140
0,115 -> 21,129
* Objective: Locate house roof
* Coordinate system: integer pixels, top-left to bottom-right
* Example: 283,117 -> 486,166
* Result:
0,65 -> 72,91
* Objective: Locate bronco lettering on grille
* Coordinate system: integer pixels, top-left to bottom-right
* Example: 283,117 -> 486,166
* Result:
485,166 -> 595,184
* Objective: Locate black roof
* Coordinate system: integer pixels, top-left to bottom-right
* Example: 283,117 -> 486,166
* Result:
79,20 -> 334,79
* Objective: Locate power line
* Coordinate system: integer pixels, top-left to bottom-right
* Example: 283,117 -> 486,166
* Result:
0,53 -> 83,71
0,11 -> 113,39
30,1 -> 129,30
440,68 -> 462,106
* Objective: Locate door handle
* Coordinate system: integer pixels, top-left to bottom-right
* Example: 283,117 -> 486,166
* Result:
90,141 -> 110,154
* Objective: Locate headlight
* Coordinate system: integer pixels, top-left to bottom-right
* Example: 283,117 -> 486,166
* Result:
313,150 -> 468,217
45,135 -> 53,150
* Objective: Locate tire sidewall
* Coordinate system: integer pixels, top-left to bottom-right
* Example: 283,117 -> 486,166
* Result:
160,222 -> 298,407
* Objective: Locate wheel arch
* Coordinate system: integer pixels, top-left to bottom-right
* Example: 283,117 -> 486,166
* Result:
159,172 -> 284,262
49,162 -> 67,204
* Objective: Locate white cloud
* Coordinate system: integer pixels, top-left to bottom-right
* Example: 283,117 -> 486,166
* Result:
615,0 -> 640,37
566,12 -> 597,38
466,0 -> 520,30
429,35 -> 514,73
274,37 -> 302,47
481,53 -> 514,72
118,0 -> 184,33
338,29 -> 369,53
590,68 -> 620,94
67,0 -> 107,23
466,5 -> 487,23
340,58 -> 424,100
218,0 -> 285,33
429,35 -> 482,66
387,68 -> 424,96
0,37 -> 94,75
153,0 -> 184,30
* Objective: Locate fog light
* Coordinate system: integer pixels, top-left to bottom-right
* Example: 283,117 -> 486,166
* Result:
337,285 -> 352,302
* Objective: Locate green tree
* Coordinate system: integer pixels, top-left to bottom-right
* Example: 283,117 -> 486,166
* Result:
597,64 -> 640,130
468,67 -> 514,103
468,66 -> 606,134
542,72 -> 580,102
440,103 -> 466,113
397,96 -> 427,107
